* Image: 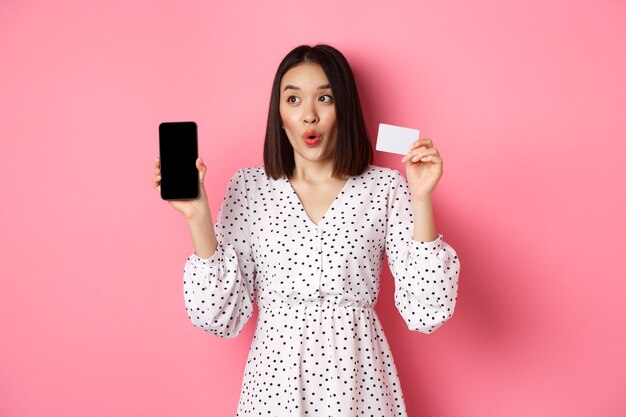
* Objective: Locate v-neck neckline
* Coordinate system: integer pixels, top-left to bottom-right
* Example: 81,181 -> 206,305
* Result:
284,174 -> 354,228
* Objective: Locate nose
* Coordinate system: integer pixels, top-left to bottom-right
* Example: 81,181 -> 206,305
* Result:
302,102 -> 318,124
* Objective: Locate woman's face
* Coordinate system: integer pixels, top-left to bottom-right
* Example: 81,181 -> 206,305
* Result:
279,62 -> 337,164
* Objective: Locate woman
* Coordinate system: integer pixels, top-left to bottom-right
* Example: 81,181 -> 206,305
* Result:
153,44 -> 460,416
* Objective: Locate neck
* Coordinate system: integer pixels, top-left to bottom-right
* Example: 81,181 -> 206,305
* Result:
292,154 -> 337,184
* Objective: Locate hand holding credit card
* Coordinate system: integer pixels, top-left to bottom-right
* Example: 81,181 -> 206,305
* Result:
375,123 -> 420,155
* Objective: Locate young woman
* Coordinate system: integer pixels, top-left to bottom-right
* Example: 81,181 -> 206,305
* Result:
153,44 -> 460,416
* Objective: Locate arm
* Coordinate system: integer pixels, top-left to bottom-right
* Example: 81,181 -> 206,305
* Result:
186,213 -> 218,259
411,197 -> 437,243
182,168 -> 256,338
385,170 -> 460,334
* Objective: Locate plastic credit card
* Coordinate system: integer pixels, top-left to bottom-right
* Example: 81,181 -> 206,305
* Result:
375,123 -> 420,155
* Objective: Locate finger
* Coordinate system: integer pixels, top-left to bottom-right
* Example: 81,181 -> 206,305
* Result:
401,146 -> 429,162
416,154 -> 443,164
155,157 -> 160,169
410,148 -> 439,162
408,138 -> 433,150
404,148 -> 438,163
197,157 -> 206,185
405,142 -> 431,158
417,154 -> 443,164
197,157 -> 205,170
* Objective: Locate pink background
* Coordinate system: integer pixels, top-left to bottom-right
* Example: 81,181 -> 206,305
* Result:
1,1 -> 625,416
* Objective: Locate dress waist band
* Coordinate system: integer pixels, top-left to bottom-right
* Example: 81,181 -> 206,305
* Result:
258,296 -> 375,311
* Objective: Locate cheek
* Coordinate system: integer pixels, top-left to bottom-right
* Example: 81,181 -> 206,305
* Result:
325,109 -> 337,128
279,105 -> 286,122
279,106 -> 296,126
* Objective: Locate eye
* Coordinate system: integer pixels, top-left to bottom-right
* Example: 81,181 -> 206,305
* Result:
287,96 -> 300,104
319,95 -> 334,103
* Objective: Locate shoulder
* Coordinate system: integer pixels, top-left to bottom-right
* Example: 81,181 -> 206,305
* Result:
230,166 -> 273,197
229,166 -> 266,181
224,167 -> 263,190
237,166 -> 264,177
360,164 -> 404,184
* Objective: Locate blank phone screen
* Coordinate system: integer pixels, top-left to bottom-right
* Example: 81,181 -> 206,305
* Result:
159,121 -> 199,200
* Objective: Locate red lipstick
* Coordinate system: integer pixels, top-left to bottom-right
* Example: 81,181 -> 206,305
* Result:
303,129 -> 321,146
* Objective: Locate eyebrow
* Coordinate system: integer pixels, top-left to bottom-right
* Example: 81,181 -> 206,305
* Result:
282,83 -> 332,92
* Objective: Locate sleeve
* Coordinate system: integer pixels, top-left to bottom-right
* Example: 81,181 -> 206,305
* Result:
384,169 -> 460,334
182,168 -> 256,338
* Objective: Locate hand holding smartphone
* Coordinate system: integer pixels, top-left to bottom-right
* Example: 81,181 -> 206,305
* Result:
154,122 -> 216,259
158,121 -> 199,200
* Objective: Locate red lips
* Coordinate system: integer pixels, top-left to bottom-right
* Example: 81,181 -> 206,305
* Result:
302,129 -> 320,140
302,129 -> 321,146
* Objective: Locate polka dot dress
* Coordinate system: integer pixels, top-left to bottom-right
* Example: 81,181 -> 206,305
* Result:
183,165 -> 460,416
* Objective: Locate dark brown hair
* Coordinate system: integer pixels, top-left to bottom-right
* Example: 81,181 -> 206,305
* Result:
263,44 -> 373,180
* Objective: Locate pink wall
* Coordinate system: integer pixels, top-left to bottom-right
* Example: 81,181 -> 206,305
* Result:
1,0 -> 625,416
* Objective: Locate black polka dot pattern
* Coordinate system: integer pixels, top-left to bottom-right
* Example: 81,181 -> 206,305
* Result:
183,165 -> 460,416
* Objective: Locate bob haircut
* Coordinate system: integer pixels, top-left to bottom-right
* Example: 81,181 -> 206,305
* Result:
263,44 -> 373,180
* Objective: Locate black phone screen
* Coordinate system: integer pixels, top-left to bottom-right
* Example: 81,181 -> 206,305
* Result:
159,121 -> 199,200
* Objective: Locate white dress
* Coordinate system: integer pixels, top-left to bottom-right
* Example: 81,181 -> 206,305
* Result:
183,165 -> 460,416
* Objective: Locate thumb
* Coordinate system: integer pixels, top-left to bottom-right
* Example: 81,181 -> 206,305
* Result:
197,157 -> 206,184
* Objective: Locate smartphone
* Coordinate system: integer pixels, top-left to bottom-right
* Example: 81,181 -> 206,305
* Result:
158,121 -> 199,200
